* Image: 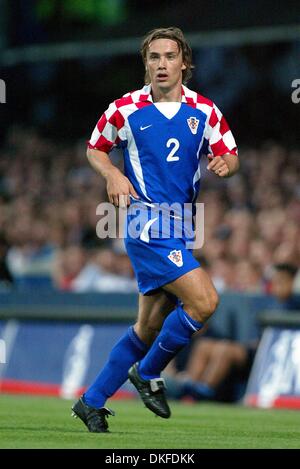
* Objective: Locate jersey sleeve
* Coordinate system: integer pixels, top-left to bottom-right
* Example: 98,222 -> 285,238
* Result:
87,101 -> 125,154
206,103 -> 238,157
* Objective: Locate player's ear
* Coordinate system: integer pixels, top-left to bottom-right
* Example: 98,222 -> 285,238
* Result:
181,63 -> 187,71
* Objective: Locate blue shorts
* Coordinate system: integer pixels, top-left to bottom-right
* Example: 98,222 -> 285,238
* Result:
124,204 -> 200,294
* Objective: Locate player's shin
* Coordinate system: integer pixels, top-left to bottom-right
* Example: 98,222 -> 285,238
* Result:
84,326 -> 149,408
138,305 -> 203,380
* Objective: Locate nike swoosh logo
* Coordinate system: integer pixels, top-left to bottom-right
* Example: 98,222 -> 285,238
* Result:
159,342 -> 175,353
140,124 -> 152,131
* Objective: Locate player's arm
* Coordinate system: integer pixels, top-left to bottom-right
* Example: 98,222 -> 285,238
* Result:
206,101 -> 239,178
207,153 -> 239,178
86,147 -> 139,206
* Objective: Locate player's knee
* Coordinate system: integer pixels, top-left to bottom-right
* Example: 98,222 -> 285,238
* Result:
186,290 -> 219,322
205,290 -> 219,317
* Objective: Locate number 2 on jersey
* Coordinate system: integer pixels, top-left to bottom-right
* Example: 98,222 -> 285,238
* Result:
166,138 -> 180,162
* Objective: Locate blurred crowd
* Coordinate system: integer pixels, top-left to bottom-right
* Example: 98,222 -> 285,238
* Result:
198,142 -> 300,294
0,125 -> 299,294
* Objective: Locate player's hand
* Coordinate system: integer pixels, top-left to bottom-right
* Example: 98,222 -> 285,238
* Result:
106,168 -> 139,207
207,154 -> 230,178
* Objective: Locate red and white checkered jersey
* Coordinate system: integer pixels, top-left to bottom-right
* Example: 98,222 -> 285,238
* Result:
88,84 -> 238,158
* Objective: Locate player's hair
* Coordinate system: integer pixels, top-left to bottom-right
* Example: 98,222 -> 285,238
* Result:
140,27 -> 194,85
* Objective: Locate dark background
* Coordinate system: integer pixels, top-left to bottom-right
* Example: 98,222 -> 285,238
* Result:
1,0 -> 300,146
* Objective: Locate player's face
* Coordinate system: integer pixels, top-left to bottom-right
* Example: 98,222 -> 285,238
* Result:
146,39 -> 186,91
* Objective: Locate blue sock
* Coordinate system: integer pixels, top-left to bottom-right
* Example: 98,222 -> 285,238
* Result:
84,326 -> 149,408
138,305 -> 203,380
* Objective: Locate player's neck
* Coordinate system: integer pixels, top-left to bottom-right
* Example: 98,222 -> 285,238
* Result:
151,83 -> 182,103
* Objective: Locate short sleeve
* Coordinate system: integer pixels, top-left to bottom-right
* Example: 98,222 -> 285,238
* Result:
207,104 -> 238,157
87,101 -> 125,154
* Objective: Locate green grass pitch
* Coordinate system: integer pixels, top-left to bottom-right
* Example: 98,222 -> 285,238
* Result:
0,394 -> 299,449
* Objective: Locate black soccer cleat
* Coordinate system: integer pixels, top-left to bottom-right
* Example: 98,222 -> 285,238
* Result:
128,362 -> 171,419
71,396 -> 115,433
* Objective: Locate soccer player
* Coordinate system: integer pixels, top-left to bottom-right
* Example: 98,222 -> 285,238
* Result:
72,27 -> 239,432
